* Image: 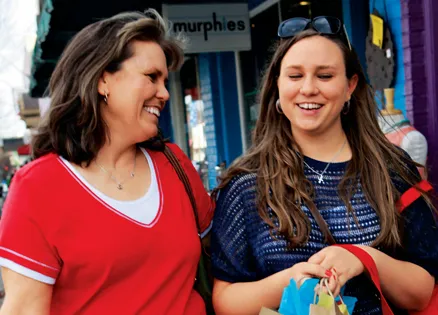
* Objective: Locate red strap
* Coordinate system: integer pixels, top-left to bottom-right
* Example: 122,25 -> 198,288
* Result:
396,180 -> 433,213
335,244 -> 395,315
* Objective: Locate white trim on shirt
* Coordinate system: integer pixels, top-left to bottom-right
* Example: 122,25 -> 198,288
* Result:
59,148 -> 162,226
0,257 -> 56,284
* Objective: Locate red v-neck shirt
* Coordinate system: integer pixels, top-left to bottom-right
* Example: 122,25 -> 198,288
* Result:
0,144 -> 214,315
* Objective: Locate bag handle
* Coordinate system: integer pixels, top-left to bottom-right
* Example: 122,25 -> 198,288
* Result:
334,244 -> 395,315
396,180 -> 433,213
162,145 -> 202,236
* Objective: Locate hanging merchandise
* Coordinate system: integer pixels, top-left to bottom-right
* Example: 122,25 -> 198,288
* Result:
365,0 -> 395,95
370,14 -> 384,48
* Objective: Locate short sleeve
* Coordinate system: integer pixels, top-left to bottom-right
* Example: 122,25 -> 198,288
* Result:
399,196 -> 438,279
166,143 -> 214,234
0,170 -> 61,284
211,175 -> 257,283
390,152 -> 438,279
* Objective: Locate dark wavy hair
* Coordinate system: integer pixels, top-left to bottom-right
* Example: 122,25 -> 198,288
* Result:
32,9 -> 185,165
213,29 -> 434,249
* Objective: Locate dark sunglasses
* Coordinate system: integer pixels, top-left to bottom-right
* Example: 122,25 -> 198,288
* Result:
277,16 -> 352,50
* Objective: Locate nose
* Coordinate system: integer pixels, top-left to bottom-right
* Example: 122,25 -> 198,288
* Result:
156,82 -> 170,105
300,77 -> 319,96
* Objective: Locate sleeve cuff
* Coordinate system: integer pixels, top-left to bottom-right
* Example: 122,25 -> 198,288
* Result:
0,257 -> 56,284
0,246 -> 59,280
201,220 -> 213,238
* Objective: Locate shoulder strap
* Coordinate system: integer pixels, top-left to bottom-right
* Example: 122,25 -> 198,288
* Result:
162,145 -> 202,235
307,206 -> 337,245
396,180 -> 433,213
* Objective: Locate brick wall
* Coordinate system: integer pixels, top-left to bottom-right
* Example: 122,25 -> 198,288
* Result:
401,0 -> 427,123
401,0 -> 438,184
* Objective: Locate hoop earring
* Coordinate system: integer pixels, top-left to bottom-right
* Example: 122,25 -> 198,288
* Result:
342,100 -> 350,115
104,91 -> 109,104
276,99 -> 284,114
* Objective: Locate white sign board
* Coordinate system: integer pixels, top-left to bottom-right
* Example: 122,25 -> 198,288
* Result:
162,3 -> 251,53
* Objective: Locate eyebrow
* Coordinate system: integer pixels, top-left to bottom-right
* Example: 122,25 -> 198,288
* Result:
285,65 -> 337,70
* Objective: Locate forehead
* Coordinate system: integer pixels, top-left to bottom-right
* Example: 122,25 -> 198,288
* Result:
281,36 -> 345,69
128,40 -> 168,73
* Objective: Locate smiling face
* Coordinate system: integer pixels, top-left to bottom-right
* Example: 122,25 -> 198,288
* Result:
277,35 -> 357,137
98,40 -> 169,144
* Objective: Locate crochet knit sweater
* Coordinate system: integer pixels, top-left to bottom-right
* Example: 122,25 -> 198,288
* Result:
211,156 -> 438,315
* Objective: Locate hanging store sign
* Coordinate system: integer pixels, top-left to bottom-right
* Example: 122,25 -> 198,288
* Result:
162,3 -> 251,53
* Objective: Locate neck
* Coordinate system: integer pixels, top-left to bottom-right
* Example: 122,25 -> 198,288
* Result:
293,124 -> 351,162
93,139 -> 138,170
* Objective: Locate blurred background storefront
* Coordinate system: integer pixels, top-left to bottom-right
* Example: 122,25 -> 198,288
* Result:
2,0 -> 437,192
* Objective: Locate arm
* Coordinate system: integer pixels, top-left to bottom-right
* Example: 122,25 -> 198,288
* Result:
0,268 -> 53,315
0,170 -> 61,314
213,263 -> 330,315
357,245 -> 434,310
309,193 -> 438,311
211,175 -> 334,314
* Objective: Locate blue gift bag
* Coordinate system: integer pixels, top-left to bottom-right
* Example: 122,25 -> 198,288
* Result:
278,278 -> 357,315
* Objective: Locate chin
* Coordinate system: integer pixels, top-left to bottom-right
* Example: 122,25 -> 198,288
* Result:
139,127 -> 159,142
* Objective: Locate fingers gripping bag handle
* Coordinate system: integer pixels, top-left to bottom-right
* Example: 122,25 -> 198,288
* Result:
334,244 -> 395,315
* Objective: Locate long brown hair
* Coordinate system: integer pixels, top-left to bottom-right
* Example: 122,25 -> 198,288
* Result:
32,9 -> 185,165
214,29 -> 434,249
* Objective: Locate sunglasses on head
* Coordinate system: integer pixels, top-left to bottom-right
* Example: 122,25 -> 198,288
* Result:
277,16 -> 352,51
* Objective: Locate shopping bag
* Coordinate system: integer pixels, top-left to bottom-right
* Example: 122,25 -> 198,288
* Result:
309,279 -> 346,315
278,278 -> 356,315
259,307 -> 282,315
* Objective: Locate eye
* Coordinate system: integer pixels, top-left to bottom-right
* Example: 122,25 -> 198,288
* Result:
318,74 -> 333,80
288,74 -> 302,79
145,73 -> 157,82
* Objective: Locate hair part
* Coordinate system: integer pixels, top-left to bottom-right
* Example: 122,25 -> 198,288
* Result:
32,9 -> 185,165
213,29 -> 435,249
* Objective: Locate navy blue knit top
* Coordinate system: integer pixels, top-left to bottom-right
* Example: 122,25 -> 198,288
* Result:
211,156 -> 438,315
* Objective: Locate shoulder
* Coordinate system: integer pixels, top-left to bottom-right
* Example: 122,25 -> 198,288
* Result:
14,153 -> 64,187
3,154 -> 65,220
388,148 -> 421,194
216,173 -> 257,206
221,172 -> 256,192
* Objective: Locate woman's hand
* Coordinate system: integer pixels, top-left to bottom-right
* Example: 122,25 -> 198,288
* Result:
286,262 -> 337,293
308,246 -> 364,296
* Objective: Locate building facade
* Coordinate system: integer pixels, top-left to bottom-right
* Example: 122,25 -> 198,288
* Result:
29,0 -> 438,189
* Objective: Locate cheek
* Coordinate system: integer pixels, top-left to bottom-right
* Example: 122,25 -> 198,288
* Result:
278,80 -> 299,99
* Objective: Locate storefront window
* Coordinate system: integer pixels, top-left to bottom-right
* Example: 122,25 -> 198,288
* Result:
180,56 -> 210,191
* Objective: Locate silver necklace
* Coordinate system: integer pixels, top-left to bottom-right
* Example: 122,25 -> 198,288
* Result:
302,139 -> 347,184
96,151 -> 137,190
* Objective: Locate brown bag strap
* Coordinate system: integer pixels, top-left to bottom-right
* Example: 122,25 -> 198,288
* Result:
307,206 -> 336,245
162,145 -> 202,236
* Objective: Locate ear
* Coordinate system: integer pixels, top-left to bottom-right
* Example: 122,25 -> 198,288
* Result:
347,74 -> 359,100
98,72 -> 109,96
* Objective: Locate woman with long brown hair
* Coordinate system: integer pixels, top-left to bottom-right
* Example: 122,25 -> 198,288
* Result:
210,17 -> 437,314
0,10 -> 213,315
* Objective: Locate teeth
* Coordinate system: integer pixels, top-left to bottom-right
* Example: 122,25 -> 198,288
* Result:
298,103 -> 322,110
144,106 -> 160,117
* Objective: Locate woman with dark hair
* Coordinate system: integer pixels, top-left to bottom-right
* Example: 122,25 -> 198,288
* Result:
0,9 -> 213,315
211,17 -> 437,314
